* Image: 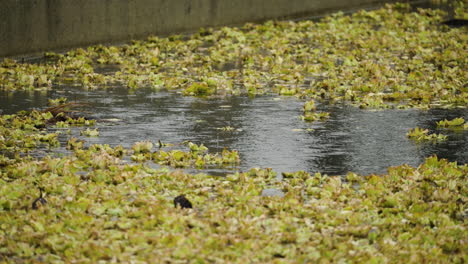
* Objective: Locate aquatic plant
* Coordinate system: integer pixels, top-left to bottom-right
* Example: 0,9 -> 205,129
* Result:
182,82 -> 216,96
301,99 -> 329,122
278,86 -> 299,96
301,112 -> 330,122
0,107 -> 466,263
1,3 -> 465,112
407,127 -> 448,142
0,145 -> 465,263
186,141 -> 208,153
217,126 -> 236,131
132,141 -> 154,154
303,100 -> 316,112
0,110 -> 92,156
80,128 -> 100,137
61,116 -> 95,127
0,3 -> 467,262
436,117 -> 467,130
152,143 -> 240,169
66,137 -> 85,150
158,140 -> 174,148
47,97 -> 68,106
0,59 -> 59,91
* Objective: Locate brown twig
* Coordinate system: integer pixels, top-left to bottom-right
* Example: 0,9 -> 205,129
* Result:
42,102 -> 88,116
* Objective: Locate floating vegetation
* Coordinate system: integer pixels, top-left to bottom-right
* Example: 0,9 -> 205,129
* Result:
217,126 -> 236,131
66,137 -> 85,150
0,110 -> 94,157
1,3 -> 466,110
186,141 -> 208,153
407,127 -> 448,142
132,141 -> 154,154
79,127 -> 100,137
436,117 -> 468,130
301,111 -> 330,122
152,142 -> 240,168
278,86 -> 299,96
0,146 -> 465,262
0,100 -> 465,262
408,117 -> 467,143
182,82 -> 216,96
158,140 -> 174,148
0,2 -> 467,263
41,98 -> 95,127
303,100 -> 316,112
47,97 -> 68,106
301,99 -> 330,122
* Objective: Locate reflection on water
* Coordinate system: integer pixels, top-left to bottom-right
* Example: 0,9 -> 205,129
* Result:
0,86 -> 467,176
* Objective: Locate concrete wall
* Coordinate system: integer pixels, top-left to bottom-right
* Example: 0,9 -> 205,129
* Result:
1,0 -> 399,58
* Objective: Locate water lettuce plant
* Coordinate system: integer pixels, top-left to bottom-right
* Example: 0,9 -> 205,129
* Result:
182,82 -> 216,96
407,126 -> 448,142
0,107 -> 466,263
0,110 -> 89,159
0,2 -> 467,263
132,141 -> 154,154
0,3 -> 466,111
152,142 -> 240,169
301,112 -> 330,122
80,128 -> 100,137
301,99 -> 330,122
0,141 -> 465,263
437,117 -> 468,130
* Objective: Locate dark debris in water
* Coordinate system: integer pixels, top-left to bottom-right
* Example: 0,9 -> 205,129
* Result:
174,195 -> 193,209
31,187 -> 47,210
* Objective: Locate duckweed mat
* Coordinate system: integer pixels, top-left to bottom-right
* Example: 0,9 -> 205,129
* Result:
0,3 -> 467,263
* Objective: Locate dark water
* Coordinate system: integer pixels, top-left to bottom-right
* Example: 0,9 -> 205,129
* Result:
1,86 -> 466,176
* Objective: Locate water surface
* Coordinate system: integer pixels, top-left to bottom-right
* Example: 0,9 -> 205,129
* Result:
1,86 -> 466,176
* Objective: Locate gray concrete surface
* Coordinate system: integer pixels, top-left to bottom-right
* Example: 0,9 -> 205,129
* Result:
1,0 -> 402,58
